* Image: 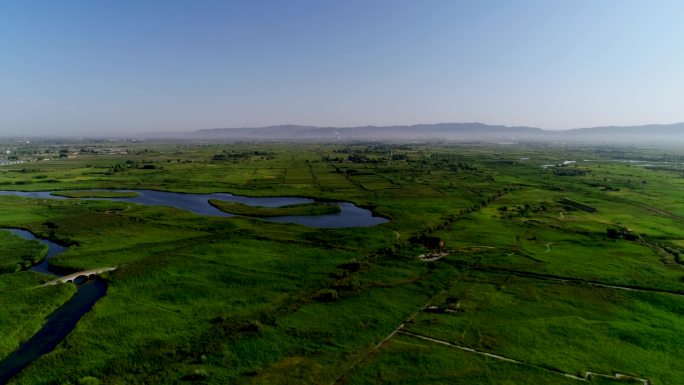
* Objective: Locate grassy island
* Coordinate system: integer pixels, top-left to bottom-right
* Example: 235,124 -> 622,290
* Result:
0,231 -> 48,273
51,190 -> 140,199
208,199 -> 341,217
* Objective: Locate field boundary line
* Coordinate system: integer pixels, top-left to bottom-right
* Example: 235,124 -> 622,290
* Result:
458,264 -> 684,297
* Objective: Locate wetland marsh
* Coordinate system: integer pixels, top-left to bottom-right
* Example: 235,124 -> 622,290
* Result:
0,142 -> 682,384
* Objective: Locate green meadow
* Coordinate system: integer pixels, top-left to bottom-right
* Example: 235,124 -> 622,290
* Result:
0,142 -> 682,384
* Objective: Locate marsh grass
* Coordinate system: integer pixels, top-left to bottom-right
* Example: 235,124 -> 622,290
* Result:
2,143 -> 684,384
208,200 -> 340,217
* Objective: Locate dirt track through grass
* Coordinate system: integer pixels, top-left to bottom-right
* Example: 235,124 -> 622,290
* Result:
398,329 -> 589,382
328,289 -> 447,385
398,330 -> 653,385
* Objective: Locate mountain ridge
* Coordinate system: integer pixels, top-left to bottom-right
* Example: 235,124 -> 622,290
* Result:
140,122 -> 684,142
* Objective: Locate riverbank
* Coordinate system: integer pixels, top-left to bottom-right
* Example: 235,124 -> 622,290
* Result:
208,199 -> 340,217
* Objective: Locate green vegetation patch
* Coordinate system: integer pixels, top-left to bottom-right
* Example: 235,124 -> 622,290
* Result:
208,199 -> 341,217
50,190 -> 140,198
0,231 -> 48,273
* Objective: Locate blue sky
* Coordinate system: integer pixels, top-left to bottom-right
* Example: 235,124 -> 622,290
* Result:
1,0 -> 683,135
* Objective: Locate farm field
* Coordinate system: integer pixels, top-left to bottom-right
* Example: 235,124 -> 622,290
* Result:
0,141 -> 683,384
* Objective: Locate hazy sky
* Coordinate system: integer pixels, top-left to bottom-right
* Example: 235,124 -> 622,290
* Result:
1,0 -> 683,135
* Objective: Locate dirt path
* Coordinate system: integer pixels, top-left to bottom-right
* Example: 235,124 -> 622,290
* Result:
398,330 -> 588,382
543,242 -> 554,253
328,289 -> 446,385
399,330 -> 651,384
559,211 -> 565,219
585,371 -> 650,385
327,264 -> 656,385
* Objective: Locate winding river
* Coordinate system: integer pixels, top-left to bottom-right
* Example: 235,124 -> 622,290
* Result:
0,189 -> 387,383
0,189 -> 388,228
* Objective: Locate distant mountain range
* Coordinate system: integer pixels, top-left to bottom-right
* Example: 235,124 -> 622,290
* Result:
139,122 -> 684,143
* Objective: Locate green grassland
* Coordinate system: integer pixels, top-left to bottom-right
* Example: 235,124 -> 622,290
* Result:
0,142 -> 683,384
50,190 -> 140,198
208,200 -> 341,217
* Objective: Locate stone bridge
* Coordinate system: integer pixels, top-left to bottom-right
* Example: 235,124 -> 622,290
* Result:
42,266 -> 117,286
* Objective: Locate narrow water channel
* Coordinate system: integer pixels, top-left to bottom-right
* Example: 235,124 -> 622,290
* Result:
0,229 -> 106,384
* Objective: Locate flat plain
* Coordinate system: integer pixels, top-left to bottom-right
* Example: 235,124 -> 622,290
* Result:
0,141 -> 682,384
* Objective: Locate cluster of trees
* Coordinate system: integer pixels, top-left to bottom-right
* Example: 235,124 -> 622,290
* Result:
606,226 -> 639,241
414,155 -> 478,173
323,146 -> 409,164
105,160 -> 159,174
498,203 -> 548,216
554,168 -> 588,176
320,154 -> 380,163
211,150 -> 274,162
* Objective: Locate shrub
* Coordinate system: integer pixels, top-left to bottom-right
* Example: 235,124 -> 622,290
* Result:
77,377 -> 100,385
315,289 -> 339,302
